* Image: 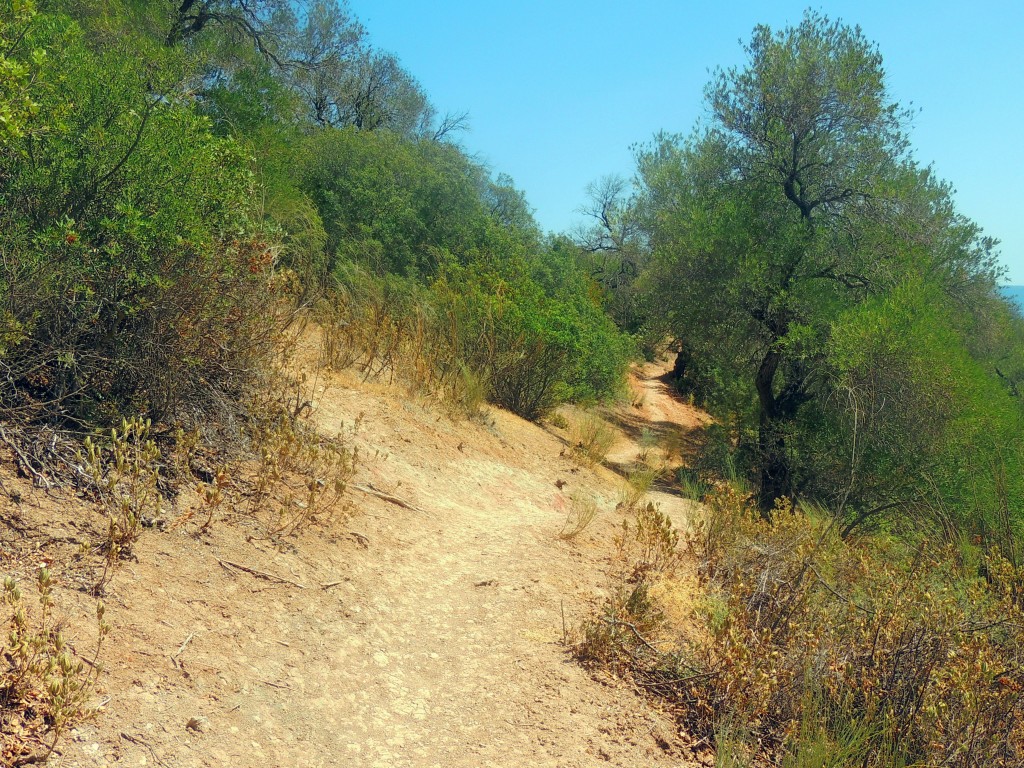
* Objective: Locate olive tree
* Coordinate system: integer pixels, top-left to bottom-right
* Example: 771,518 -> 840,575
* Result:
638,11 -> 1000,516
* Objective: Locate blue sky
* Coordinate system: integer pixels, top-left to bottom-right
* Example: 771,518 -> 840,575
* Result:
347,1 -> 1024,282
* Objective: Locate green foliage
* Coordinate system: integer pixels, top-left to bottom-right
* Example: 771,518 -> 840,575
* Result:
0,0 -> 42,145
809,279 -> 1024,546
0,1 -> 630,434
321,253 -> 630,420
302,128 -> 500,278
432,256 -> 629,417
634,11 -> 1014,531
298,119 -> 630,419
573,176 -> 655,344
0,10 -> 283,425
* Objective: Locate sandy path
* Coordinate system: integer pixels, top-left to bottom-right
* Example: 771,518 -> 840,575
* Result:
605,359 -> 711,469
20,359 -> 702,767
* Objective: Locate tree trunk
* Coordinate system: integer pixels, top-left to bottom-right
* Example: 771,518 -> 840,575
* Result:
753,347 -> 807,517
671,346 -> 690,384
757,416 -> 792,516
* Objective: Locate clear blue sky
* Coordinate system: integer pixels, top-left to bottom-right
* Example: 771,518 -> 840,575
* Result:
347,1 -> 1024,283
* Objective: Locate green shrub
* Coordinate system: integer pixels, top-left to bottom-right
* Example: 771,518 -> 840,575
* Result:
0,11 -> 283,427
319,260 -> 631,420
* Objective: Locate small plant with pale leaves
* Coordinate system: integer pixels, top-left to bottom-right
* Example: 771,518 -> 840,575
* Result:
246,412 -> 358,539
82,417 -> 162,591
2,569 -> 109,762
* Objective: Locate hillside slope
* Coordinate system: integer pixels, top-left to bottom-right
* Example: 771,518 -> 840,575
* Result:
1,350 -> 707,767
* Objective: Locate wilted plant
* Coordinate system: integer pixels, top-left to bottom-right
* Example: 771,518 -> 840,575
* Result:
448,363 -> 491,422
659,428 -> 689,465
637,427 -> 658,464
244,409 -> 358,539
169,464 -> 232,534
582,485 -> 1024,767
634,502 -> 680,572
198,466 -> 230,532
546,412 -> 569,430
171,426 -> 202,481
2,569 -> 109,762
82,417 -> 162,592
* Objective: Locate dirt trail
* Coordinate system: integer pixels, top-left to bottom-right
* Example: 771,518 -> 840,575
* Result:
605,359 -> 711,470
3,353 -> 705,767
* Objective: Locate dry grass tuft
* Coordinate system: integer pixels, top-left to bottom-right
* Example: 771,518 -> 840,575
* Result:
568,411 -> 616,466
619,464 -> 658,510
559,494 -> 601,540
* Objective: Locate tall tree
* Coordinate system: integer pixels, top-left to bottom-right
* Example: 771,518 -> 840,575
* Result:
165,0 -> 286,57
574,175 -> 650,336
279,0 -> 363,126
638,12 -> 999,514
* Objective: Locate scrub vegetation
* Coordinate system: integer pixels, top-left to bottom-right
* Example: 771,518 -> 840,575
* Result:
0,0 -> 629,758
576,11 -> 1024,766
1,1 -> 1023,765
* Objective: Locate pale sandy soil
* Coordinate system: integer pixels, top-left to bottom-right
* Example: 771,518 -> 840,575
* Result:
0,348 -> 706,767
603,360 -> 711,471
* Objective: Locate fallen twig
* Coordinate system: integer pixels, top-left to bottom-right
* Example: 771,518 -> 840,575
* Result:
119,732 -> 168,767
601,617 -> 664,654
11,747 -> 51,766
351,483 -> 426,513
217,559 -> 306,589
170,631 -> 197,668
808,564 -> 875,615
0,426 -> 52,489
